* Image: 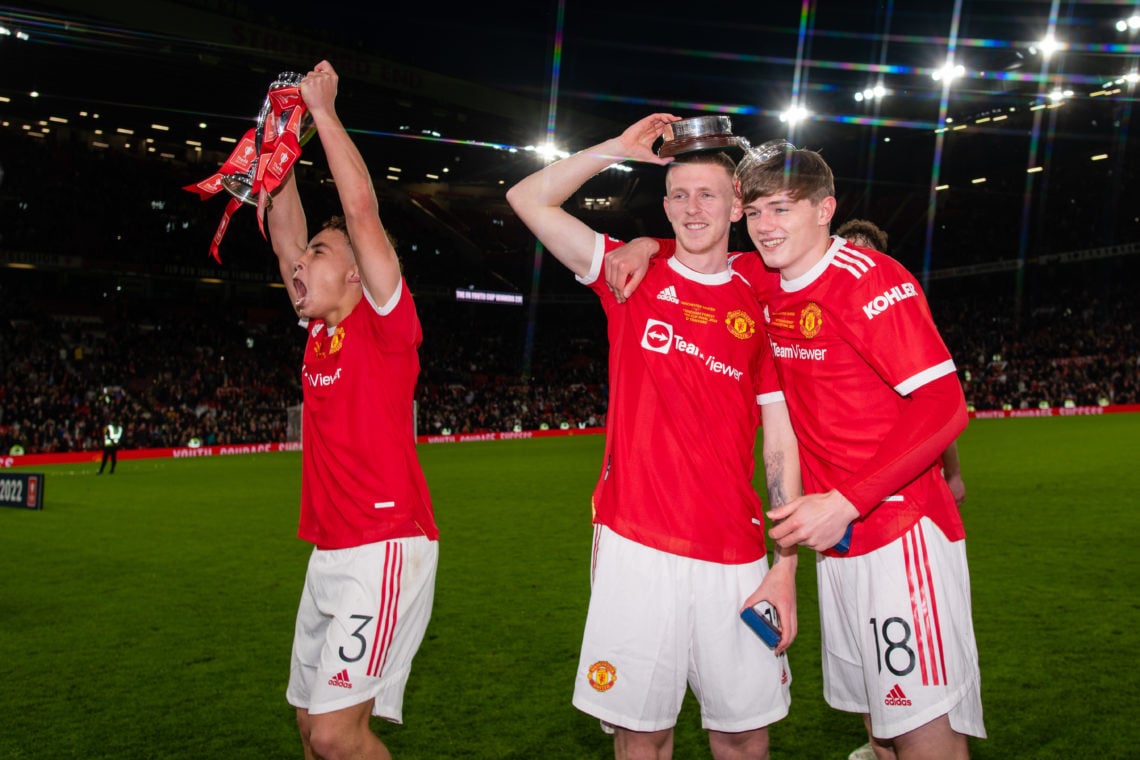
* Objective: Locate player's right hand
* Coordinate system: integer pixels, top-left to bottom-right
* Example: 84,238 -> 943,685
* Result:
615,113 -> 681,166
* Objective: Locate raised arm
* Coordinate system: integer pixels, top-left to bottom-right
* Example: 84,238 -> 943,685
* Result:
505,113 -> 678,279
267,169 -> 309,309
300,60 -> 401,306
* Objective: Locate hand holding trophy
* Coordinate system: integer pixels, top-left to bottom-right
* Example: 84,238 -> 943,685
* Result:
184,72 -> 315,262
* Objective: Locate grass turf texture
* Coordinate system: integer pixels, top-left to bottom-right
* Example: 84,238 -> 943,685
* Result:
1,414 -> 1138,758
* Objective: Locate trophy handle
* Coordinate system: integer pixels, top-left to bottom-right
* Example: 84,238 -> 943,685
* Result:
220,163 -> 259,206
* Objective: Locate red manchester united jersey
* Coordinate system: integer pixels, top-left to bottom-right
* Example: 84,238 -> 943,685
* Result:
581,234 -> 784,564
298,280 -> 438,550
732,238 -> 964,555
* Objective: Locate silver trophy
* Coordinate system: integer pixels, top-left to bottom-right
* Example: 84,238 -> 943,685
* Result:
221,72 -> 316,206
658,115 -> 745,157
733,138 -> 796,182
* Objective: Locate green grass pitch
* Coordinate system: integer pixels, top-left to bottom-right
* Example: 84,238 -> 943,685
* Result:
2,414 -> 1138,758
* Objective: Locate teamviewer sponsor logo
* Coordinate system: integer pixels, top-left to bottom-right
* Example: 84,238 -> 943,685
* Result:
304,367 -> 344,387
641,319 -> 673,354
884,684 -> 912,706
328,669 -> 353,689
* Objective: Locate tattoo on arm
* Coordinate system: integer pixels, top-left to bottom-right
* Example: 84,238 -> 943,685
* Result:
765,451 -> 787,565
764,451 -> 787,509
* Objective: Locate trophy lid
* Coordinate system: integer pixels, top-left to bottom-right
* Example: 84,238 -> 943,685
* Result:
658,115 -> 742,157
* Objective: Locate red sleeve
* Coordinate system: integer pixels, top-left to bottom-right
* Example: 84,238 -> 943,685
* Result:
837,373 -> 968,515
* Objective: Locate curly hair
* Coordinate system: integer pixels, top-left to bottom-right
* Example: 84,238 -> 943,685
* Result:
835,218 -> 889,252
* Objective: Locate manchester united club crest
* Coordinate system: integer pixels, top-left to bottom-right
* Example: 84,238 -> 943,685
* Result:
798,302 -> 823,339
725,309 -> 756,340
313,325 -> 347,359
587,661 -> 617,692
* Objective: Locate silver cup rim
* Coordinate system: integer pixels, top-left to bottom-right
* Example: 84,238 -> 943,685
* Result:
667,115 -> 733,141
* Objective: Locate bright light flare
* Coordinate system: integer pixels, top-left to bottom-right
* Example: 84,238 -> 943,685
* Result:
779,104 -> 810,124
854,85 -> 888,102
525,142 -> 570,163
931,62 -> 965,82
1116,16 -> 1140,32
1030,33 -> 1062,58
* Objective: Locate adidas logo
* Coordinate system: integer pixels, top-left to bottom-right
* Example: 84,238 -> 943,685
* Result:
884,684 -> 912,706
328,669 -> 353,689
656,285 -> 679,304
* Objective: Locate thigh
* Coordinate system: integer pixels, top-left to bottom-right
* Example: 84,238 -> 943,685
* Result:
819,519 -> 985,740
290,537 -> 438,724
689,556 -> 791,733
572,526 -> 689,733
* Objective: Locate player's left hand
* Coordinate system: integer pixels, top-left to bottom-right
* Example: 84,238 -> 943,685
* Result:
946,473 -> 967,505
604,237 -> 658,302
741,559 -> 797,655
768,489 -> 859,552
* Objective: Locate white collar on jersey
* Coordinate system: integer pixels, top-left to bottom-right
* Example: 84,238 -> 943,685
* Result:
779,235 -> 847,293
667,254 -> 735,285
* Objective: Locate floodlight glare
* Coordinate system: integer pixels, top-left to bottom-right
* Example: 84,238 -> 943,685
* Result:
1035,34 -> 1062,58
931,62 -> 965,82
779,104 -> 810,124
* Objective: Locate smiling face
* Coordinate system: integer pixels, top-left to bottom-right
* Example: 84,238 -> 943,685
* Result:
742,191 -> 836,280
290,226 -> 361,326
662,155 -> 742,271
737,146 -> 837,280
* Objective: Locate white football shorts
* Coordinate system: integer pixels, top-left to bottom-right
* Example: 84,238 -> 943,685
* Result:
817,517 -> 985,740
572,525 -> 791,733
286,535 -> 438,722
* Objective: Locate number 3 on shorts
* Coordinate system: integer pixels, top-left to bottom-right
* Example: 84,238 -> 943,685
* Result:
338,614 -> 375,663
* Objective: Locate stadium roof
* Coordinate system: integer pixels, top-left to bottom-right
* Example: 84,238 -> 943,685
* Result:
3,0 -> 1138,275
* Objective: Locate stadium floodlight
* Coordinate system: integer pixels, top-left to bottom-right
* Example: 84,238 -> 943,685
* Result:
525,142 -> 570,163
854,85 -> 888,102
1116,15 -> 1140,32
779,103 -> 810,124
1029,33 -> 1063,58
1047,88 -> 1074,102
931,61 -> 965,82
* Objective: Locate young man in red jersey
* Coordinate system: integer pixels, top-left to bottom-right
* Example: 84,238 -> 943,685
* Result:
508,114 -> 802,760
606,144 -> 984,759
267,60 -> 438,760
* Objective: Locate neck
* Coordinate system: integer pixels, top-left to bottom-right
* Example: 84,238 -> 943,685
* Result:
673,245 -> 730,274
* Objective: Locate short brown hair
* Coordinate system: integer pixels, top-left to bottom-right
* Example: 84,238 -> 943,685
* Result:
836,218 -> 888,252
737,145 -> 834,206
666,150 -> 737,182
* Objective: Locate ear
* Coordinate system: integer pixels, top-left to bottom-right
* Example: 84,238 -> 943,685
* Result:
729,192 -> 743,223
817,196 -> 837,227
346,267 -> 361,284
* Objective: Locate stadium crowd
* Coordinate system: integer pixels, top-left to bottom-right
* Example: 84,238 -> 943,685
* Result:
1,128 -> 1137,455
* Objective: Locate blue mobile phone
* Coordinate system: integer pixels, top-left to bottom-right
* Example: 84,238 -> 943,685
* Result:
832,523 -> 854,554
740,601 -> 781,649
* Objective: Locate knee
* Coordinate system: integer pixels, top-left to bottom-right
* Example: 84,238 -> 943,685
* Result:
307,722 -> 374,760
